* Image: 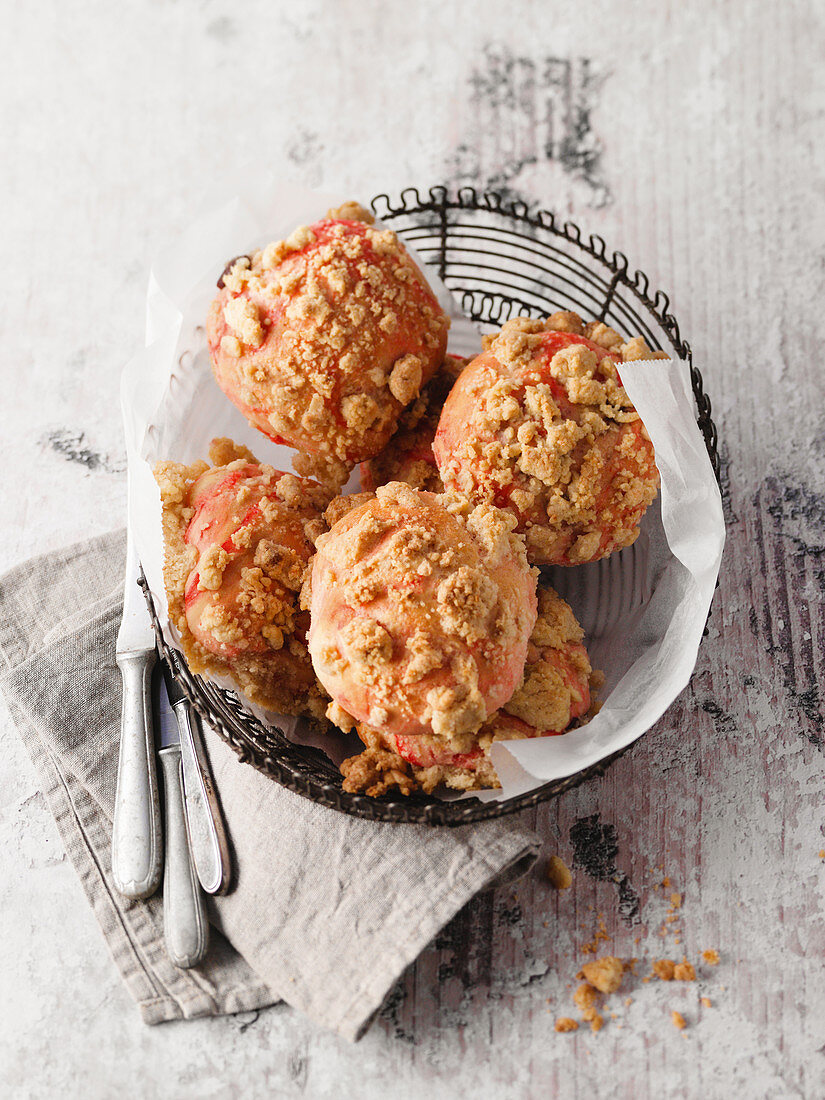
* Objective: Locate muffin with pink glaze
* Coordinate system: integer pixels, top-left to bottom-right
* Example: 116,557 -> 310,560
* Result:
206,202 -> 450,490
433,312 -> 666,567
154,437 -> 331,717
339,582 -> 596,795
306,481 -> 538,788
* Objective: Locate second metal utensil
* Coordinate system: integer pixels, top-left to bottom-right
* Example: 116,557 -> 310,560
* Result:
156,673 -> 208,969
161,653 -> 231,896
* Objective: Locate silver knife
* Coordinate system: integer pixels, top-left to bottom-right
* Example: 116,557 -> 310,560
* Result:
157,676 -> 209,968
159,654 -> 231,895
112,534 -> 163,900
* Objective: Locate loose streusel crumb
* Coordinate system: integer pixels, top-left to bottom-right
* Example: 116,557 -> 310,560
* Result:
326,201 -> 374,224
574,982 -> 603,1031
672,1010 -> 687,1031
581,956 -> 624,994
555,1017 -> 579,1033
673,960 -> 696,982
702,949 -> 720,966
701,997 -> 712,1008
547,856 -> 573,890
653,959 -> 676,981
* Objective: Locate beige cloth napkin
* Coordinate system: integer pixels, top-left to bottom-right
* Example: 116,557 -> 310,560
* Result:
0,530 -> 540,1041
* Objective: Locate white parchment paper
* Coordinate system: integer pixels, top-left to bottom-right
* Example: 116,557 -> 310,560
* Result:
121,179 -> 725,799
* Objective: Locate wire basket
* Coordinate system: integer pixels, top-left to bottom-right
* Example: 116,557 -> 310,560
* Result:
144,185 -> 720,826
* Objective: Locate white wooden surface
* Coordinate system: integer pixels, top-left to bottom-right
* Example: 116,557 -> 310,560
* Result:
2,1 -> 824,1096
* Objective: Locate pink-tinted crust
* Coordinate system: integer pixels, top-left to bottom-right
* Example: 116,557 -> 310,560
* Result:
308,486 -> 537,742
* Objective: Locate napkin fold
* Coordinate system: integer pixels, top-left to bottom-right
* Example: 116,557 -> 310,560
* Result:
0,531 -> 540,1040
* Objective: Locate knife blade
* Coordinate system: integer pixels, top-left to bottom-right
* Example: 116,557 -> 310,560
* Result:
111,534 -> 162,900
159,654 -> 231,895
157,673 -> 209,969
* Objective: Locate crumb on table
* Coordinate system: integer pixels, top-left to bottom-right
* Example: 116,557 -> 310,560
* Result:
547,855 -> 573,890
673,960 -> 696,981
581,956 -> 624,994
652,958 -> 676,981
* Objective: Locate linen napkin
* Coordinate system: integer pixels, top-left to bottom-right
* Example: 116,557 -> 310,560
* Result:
0,530 -> 540,1041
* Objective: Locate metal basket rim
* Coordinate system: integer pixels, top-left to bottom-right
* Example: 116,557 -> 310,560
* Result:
144,184 -> 721,826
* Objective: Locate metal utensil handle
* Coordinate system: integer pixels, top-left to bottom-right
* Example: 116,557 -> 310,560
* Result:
175,701 -> 231,895
159,746 -> 209,968
112,650 -> 162,899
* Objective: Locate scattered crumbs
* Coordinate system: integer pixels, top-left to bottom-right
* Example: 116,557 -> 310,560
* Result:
672,1010 -> 687,1031
555,1017 -> 579,1033
634,936 -> 641,945
547,855 -> 573,890
673,960 -> 696,982
662,876 -> 671,888
665,914 -> 679,924
720,985 -> 727,991
581,956 -> 624,993
543,921 -> 549,928
653,959 -> 676,981
701,997 -> 712,1008
642,976 -> 651,983
670,893 -> 682,908
819,849 -> 825,859
702,949 -> 720,966
674,937 -> 682,945
625,997 -> 633,1006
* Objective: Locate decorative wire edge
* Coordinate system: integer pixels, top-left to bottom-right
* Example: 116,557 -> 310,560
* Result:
143,185 -> 722,826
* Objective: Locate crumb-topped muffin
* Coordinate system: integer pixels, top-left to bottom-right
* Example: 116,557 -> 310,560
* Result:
306,481 -> 538,751
433,312 -> 665,566
207,202 -> 450,489
154,437 -> 331,717
339,582 -> 596,795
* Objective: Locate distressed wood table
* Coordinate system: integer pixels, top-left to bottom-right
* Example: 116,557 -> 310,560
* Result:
1,1 -> 822,1096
